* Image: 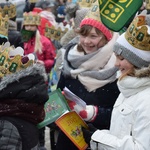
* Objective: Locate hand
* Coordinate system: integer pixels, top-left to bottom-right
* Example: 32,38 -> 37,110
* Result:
67,100 -> 98,122
62,91 -> 98,121
82,123 -> 97,145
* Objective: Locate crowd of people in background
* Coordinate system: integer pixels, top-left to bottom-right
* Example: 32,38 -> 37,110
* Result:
0,0 -> 150,150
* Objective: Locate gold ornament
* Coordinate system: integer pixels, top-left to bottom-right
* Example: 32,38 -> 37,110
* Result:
23,12 -> 41,26
45,25 -> 68,41
146,0 -> 150,10
77,0 -> 93,8
0,43 -> 34,78
0,13 -> 9,38
0,3 -> 16,19
29,0 -> 38,3
125,15 -> 150,51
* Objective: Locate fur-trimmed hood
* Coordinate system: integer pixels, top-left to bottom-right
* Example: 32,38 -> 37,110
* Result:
135,65 -> 150,78
0,63 -> 47,91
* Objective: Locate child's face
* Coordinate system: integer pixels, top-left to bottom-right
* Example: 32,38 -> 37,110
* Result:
25,25 -> 37,31
115,55 -> 134,75
79,27 -> 106,54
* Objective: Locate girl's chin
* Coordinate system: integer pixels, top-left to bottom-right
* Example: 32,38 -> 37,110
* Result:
84,49 -> 97,54
116,70 -> 127,78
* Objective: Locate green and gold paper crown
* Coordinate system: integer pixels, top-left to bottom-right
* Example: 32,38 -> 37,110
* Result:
29,0 -> 38,3
0,13 -> 9,38
23,12 -> 41,26
0,3 -> 16,19
0,42 -> 35,78
45,24 -> 68,41
125,13 -> 150,51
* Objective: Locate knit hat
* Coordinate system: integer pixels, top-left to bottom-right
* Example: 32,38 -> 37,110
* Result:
80,0 -> 112,41
113,11 -> 150,68
74,8 -> 89,29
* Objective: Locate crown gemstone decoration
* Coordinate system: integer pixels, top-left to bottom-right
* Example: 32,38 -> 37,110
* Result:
0,43 -> 34,78
125,15 -> 150,51
0,13 -> 9,38
0,3 -> 16,19
23,12 -> 41,26
45,24 -> 68,41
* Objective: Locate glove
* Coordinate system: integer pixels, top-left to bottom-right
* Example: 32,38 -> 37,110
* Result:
67,100 -> 98,122
82,123 -> 97,145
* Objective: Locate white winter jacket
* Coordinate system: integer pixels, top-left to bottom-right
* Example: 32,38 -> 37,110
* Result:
90,70 -> 150,150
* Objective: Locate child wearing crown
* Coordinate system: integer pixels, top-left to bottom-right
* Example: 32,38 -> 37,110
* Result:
21,11 -> 56,150
0,41 -> 49,149
81,10 -> 150,150
22,11 -> 55,74
55,0 -> 120,149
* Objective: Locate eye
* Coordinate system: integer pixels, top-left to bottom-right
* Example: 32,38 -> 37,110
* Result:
90,35 -> 98,39
116,55 -> 124,60
118,56 -> 124,60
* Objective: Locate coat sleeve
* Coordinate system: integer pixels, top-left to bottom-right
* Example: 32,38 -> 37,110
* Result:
42,38 -> 55,73
90,98 -> 150,150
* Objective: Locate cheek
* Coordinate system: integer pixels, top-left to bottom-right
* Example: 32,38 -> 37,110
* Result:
31,27 -> 37,31
90,38 -> 100,46
79,37 -> 84,44
25,26 -> 29,30
97,39 -> 105,48
124,61 -> 134,69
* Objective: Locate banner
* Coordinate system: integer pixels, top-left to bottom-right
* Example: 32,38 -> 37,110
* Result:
99,0 -> 143,31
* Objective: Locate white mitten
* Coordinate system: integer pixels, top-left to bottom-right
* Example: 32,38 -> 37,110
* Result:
68,101 -> 98,122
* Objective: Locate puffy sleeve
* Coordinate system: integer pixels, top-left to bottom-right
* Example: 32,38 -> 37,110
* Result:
90,95 -> 150,150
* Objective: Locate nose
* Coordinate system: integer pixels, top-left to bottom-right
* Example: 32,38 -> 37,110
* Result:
84,37 -> 90,44
25,25 -> 31,30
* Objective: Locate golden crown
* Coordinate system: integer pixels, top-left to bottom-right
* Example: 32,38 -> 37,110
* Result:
125,14 -> 150,51
29,0 -> 38,3
146,0 -> 150,10
0,3 -> 16,19
0,42 -> 35,78
23,12 -> 41,26
0,13 -> 9,38
77,0 -> 93,8
45,25 -> 68,41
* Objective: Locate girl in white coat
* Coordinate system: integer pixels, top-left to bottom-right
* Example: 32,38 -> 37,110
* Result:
82,11 -> 150,150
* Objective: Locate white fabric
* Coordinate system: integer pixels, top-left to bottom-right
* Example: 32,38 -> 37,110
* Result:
90,76 -> 150,150
116,33 -> 150,62
73,104 -> 96,121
